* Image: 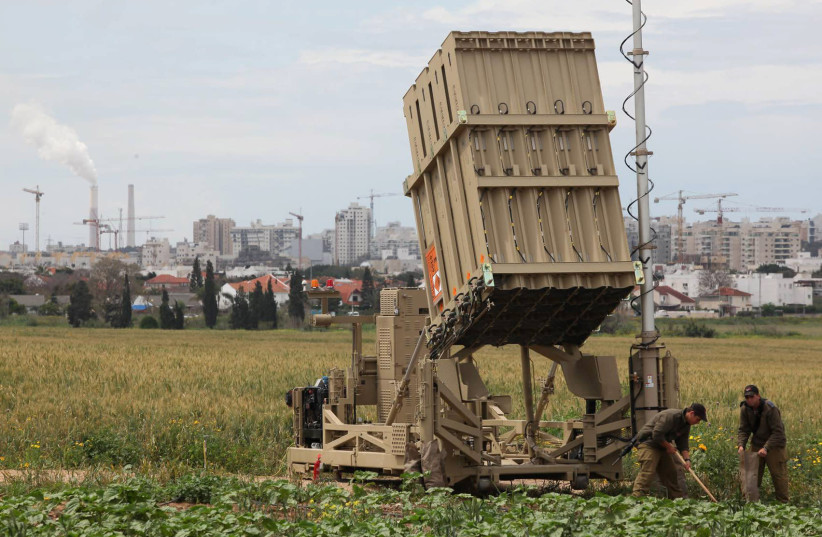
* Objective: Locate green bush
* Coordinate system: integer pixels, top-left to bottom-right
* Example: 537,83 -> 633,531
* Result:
139,315 -> 159,329
168,474 -> 225,503
7,297 -> 26,315
761,303 -> 782,317
598,313 -> 636,335
38,299 -> 63,316
683,320 -> 716,338
80,427 -> 140,466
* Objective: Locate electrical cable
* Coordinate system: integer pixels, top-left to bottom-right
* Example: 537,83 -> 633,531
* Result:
621,0 -> 660,323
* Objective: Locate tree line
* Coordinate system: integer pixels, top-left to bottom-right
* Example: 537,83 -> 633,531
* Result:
30,255 -> 422,329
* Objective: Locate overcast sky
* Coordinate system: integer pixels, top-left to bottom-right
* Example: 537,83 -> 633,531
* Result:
2,0 -> 820,251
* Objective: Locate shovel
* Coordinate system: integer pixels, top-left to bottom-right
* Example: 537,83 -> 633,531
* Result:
675,451 -> 718,502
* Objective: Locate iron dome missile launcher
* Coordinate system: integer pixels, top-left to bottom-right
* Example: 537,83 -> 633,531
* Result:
287,31 -> 679,491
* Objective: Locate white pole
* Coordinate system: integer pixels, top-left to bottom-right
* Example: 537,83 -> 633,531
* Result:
631,0 -> 655,337
35,189 -> 40,256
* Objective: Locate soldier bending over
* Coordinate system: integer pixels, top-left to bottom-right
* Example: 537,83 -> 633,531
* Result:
632,403 -> 707,499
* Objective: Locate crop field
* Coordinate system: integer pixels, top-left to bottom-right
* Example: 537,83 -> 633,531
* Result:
1,325 -> 822,534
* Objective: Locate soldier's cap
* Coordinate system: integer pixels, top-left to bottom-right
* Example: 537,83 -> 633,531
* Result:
744,385 -> 759,397
690,403 -> 708,423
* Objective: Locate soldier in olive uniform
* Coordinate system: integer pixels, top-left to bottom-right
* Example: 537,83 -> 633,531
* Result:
632,403 -> 708,499
738,384 -> 789,502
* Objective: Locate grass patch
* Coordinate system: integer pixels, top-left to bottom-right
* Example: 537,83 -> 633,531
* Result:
0,475 -> 820,535
1,324 -> 822,504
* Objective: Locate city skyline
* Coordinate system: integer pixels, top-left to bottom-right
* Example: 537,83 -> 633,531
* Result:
2,1 -> 821,249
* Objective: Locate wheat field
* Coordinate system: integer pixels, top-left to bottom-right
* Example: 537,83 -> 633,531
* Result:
1,325 -> 820,499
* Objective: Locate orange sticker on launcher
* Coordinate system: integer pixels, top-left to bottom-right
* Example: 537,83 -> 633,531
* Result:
425,244 -> 443,303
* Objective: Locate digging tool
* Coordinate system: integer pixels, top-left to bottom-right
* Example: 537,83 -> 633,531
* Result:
675,451 -> 717,502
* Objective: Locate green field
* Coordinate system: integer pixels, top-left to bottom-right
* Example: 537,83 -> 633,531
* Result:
2,476 -> 821,536
1,324 -> 821,533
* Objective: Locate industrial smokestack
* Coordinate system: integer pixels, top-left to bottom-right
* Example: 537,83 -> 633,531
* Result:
127,184 -> 135,247
89,185 -> 99,250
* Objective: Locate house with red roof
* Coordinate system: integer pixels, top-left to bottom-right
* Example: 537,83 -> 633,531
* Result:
654,285 -> 696,311
629,285 -> 696,312
145,274 -> 190,292
325,278 -> 363,307
222,274 -> 290,305
697,287 -> 752,316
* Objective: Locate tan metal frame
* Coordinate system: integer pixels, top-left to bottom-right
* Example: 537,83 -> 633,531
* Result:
288,288 -> 636,489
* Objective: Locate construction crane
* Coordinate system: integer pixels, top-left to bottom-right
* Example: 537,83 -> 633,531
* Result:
77,218 -> 172,251
22,185 -> 44,256
97,224 -> 119,250
653,191 -> 737,263
357,190 -> 401,239
693,205 -> 808,219
289,211 -> 304,270
97,215 -> 165,223
686,199 -> 804,268
98,215 -> 165,247
753,207 -> 808,214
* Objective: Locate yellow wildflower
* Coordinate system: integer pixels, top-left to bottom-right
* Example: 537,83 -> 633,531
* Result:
698,443 -> 707,452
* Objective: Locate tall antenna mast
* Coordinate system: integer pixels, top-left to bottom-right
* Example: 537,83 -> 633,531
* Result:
631,0 -> 654,339
623,0 -> 679,431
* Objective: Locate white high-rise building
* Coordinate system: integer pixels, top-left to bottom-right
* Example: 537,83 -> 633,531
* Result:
372,221 -> 420,260
141,238 -> 171,268
334,203 -> 371,265
229,219 -> 300,258
175,240 -> 218,267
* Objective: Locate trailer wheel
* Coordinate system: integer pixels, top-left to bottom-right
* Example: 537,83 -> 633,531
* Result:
571,474 -> 589,491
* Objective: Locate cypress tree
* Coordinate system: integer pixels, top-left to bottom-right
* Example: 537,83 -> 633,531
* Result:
190,256 -> 202,291
288,270 -> 305,325
248,281 -> 263,329
361,267 -> 374,312
119,274 -> 132,328
265,279 -> 277,328
203,260 -> 218,328
67,280 -> 94,327
230,287 -> 250,329
173,301 -> 185,329
159,287 -> 174,329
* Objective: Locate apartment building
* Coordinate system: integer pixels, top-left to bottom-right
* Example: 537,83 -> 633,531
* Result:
193,215 -> 235,256
334,203 -> 371,265
229,219 -> 300,259
682,217 -> 801,271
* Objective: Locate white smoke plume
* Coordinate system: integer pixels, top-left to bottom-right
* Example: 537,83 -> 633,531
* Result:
10,103 -> 98,184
